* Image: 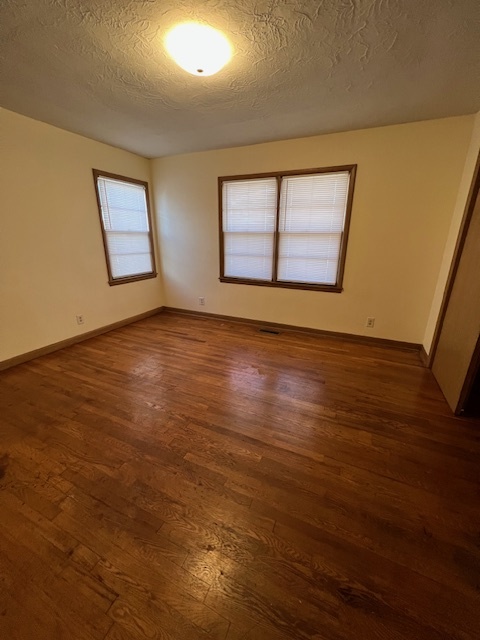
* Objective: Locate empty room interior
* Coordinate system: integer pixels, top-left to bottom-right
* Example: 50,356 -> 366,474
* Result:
1,1 -> 480,639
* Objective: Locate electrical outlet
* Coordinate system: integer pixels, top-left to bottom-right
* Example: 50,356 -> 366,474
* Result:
198,297 -> 205,306
366,317 -> 375,328
76,315 -> 85,325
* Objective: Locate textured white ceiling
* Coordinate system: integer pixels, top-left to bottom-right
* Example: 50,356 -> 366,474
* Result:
1,0 -> 479,157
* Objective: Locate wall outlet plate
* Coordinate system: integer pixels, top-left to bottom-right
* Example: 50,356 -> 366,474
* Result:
366,317 -> 375,328
199,297 -> 205,306
76,315 -> 85,325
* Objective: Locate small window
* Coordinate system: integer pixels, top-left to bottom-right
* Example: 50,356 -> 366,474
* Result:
93,170 -> 157,286
219,165 -> 356,292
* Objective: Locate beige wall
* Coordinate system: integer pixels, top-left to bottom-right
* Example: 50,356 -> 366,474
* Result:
423,111 -> 480,354
152,116 -> 473,344
0,108 -> 164,362
1,109 -> 474,361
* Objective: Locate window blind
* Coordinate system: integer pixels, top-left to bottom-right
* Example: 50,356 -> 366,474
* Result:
96,176 -> 154,280
220,166 -> 354,290
222,178 -> 277,280
277,172 -> 350,285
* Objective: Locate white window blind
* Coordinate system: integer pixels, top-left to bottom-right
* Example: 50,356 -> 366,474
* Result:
96,176 -> 154,281
221,168 -> 352,289
278,172 -> 350,285
222,178 -> 277,280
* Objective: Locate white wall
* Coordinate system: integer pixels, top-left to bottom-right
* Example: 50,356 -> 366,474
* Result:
152,117 -> 473,344
423,111 -> 480,354
0,108 -> 164,362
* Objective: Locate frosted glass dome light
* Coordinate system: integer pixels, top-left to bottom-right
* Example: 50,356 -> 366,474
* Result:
165,23 -> 232,77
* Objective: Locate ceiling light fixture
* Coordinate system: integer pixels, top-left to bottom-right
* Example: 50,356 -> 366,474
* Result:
165,23 -> 232,77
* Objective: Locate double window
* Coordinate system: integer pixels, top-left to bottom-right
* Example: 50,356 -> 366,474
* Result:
219,165 -> 356,292
93,170 -> 157,286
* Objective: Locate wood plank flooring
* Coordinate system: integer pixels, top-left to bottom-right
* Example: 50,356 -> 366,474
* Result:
1,311 -> 479,639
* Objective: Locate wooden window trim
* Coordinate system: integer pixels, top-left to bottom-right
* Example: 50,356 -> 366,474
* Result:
218,164 -> 357,292
92,169 -> 157,286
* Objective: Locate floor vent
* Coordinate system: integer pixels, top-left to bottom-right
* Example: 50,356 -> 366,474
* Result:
259,328 -> 280,335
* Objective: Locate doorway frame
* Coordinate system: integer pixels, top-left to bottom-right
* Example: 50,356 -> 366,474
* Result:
428,152 -> 480,369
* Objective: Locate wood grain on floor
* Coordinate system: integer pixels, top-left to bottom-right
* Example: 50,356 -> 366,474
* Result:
0,311 -> 479,639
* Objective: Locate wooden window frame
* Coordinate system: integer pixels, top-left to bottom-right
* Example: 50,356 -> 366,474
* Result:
93,169 -> 157,286
218,164 -> 357,293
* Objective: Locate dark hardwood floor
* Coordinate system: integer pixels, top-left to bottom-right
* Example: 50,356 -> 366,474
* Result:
1,311 -> 479,639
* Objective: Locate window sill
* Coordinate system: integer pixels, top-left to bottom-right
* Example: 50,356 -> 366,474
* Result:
219,276 -> 343,293
108,272 -> 157,286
